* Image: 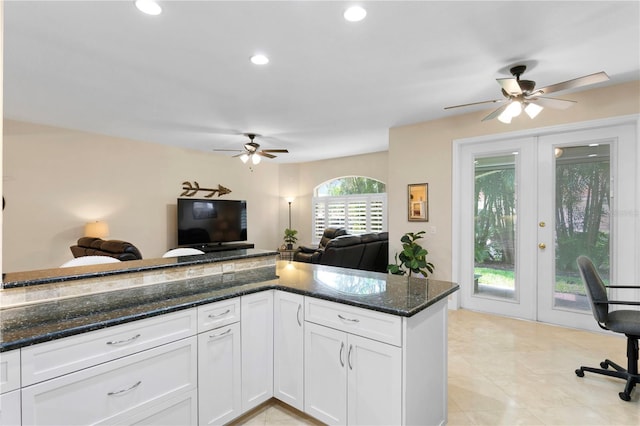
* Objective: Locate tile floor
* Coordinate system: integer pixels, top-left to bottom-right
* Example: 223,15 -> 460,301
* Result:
232,309 -> 639,425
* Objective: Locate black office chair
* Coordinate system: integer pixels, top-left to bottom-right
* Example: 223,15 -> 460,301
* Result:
575,256 -> 640,401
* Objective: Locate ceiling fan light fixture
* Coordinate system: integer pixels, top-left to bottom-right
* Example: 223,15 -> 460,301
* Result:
250,54 -> 269,65
240,153 -> 250,164
498,111 -> 513,124
505,100 -> 522,118
344,6 -> 367,22
134,0 -> 162,15
252,154 -> 261,165
524,102 -> 544,119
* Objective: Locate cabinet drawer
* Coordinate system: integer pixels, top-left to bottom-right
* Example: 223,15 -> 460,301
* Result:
22,308 -> 197,386
1,350 -> 20,393
305,298 -> 402,346
197,297 -> 240,332
21,337 -> 197,426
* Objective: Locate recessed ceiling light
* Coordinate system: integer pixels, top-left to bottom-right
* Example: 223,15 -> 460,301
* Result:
344,5 -> 367,22
251,54 -> 269,65
135,0 -> 162,16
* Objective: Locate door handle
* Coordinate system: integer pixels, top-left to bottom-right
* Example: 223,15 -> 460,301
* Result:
538,243 -> 546,249
339,341 -> 345,367
348,344 -> 353,370
296,304 -> 302,327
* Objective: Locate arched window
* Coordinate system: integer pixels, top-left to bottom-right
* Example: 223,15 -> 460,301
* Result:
312,176 -> 387,242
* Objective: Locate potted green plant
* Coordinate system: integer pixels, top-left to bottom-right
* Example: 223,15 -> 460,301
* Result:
283,228 -> 298,250
387,231 -> 434,277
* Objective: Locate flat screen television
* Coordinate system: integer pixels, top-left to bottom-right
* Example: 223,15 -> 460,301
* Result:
177,198 -> 247,246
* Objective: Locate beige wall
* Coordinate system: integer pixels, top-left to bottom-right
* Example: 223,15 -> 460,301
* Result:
389,80 -> 640,281
3,120 -> 281,272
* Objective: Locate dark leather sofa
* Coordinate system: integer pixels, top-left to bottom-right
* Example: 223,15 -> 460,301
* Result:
70,237 -> 143,261
294,229 -> 389,273
294,227 -> 348,263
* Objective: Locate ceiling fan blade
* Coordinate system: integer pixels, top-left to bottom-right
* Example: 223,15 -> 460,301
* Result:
536,71 -> 609,95
257,151 -> 276,159
444,99 -> 504,110
481,103 -> 510,122
528,96 -> 577,110
261,149 -> 289,153
497,77 -> 522,95
231,153 -> 247,158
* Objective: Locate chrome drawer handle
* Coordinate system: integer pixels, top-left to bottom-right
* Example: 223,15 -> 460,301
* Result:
210,328 -> 232,339
348,344 -> 353,370
106,334 -> 141,346
208,309 -> 231,319
338,314 -> 360,323
108,380 -> 142,396
339,341 -> 345,367
297,304 -> 302,327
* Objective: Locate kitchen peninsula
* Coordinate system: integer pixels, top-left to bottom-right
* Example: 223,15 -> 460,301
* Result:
0,250 -> 459,426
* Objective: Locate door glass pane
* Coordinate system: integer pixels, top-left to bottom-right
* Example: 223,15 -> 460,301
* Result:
554,144 -> 610,310
474,154 -> 517,300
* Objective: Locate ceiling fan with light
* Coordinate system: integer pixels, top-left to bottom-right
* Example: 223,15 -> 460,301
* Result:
444,65 -> 609,123
213,133 -> 289,165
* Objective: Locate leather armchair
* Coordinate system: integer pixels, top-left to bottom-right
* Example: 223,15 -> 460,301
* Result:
70,237 -> 143,261
293,227 -> 347,263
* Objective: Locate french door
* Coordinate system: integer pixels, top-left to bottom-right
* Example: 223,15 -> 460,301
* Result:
454,120 -> 637,331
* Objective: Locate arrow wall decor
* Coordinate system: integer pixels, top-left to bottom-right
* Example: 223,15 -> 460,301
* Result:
180,181 -> 232,198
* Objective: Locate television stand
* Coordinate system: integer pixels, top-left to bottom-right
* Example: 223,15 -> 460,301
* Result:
194,243 -> 255,253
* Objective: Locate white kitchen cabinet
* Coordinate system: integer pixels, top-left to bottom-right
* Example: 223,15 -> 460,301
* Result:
114,389 -> 198,426
346,333 -> 402,426
273,291 -> 304,410
197,322 -> 241,425
21,309 -> 197,386
197,298 -> 240,333
0,349 -> 21,426
304,321 -> 347,425
240,290 -> 274,413
304,322 -> 401,426
0,390 -> 21,426
21,337 -> 197,425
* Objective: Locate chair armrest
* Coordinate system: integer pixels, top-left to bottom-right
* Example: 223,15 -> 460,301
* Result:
298,245 -> 319,254
593,300 -> 640,306
311,249 -> 324,263
606,285 -> 640,289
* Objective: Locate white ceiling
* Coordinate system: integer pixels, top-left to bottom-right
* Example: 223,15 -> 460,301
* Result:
4,1 -> 639,163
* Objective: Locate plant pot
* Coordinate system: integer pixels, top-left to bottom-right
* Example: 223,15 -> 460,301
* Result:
286,243 -> 293,250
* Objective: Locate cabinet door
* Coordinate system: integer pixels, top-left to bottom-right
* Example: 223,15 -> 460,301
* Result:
240,291 -> 274,413
347,334 -> 402,426
304,322 -> 347,426
0,390 -> 21,426
273,291 -> 304,410
198,322 -> 241,425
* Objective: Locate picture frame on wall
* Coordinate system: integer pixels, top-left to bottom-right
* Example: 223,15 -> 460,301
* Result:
408,183 -> 428,221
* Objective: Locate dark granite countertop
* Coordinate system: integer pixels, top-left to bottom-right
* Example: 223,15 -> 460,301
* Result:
0,261 -> 459,352
3,248 -> 277,289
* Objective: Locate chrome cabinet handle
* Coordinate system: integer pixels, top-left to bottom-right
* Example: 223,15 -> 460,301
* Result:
209,328 -> 232,339
106,334 -> 141,346
296,304 -> 302,327
108,380 -> 142,396
208,309 -> 231,319
338,314 -> 360,323
348,344 -> 353,370
339,341 -> 345,367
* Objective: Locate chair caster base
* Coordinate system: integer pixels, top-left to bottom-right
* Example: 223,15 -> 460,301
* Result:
619,392 -> 631,402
